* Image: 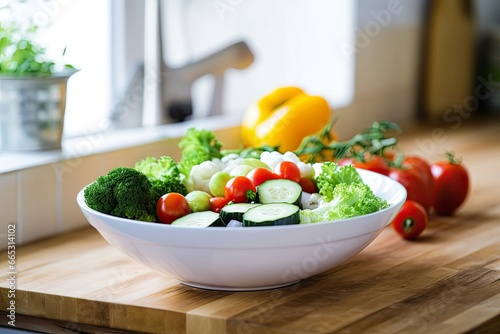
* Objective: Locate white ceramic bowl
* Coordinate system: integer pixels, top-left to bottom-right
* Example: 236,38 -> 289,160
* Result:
77,169 -> 406,291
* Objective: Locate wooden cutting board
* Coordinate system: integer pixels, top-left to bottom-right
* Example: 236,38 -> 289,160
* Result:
1,118 -> 500,333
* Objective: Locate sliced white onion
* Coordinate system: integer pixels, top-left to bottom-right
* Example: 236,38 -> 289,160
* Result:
301,192 -> 323,210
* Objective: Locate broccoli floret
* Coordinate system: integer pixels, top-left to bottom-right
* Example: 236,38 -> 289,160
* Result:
300,182 -> 388,223
316,162 -> 363,201
178,128 -> 223,177
135,156 -> 187,198
84,167 -> 157,222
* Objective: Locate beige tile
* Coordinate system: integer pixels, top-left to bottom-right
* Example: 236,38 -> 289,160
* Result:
0,172 -> 17,250
56,154 -> 101,233
100,139 -> 176,172
99,126 -> 241,173
98,125 -> 241,173
19,165 -> 57,244
9,125 -> 244,244
212,126 -> 242,149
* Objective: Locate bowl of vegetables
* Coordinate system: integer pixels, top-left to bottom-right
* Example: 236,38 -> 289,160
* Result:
77,128 -> 406,291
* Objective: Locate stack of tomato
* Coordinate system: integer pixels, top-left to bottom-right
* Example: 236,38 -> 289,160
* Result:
339,152 -> 470,240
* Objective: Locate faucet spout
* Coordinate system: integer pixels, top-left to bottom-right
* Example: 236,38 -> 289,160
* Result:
177,41 -> 254,82
142,0 -> 254,127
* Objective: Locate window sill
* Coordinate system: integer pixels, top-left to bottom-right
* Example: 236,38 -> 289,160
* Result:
0,114 -> 243,174
0,115 -> 243,247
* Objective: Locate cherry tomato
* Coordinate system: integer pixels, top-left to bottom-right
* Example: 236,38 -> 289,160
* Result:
431,153 -> 469,216
246,167 -> 275,187
391,200 -> 428,240
404,156 -> 434,182
299,177 -> 318,194
156,193 -> 190,224
224,176 -> 256,203
209,196 -> 230,213
389,155 -> 434,212
404,155 -> 435,206
338,155 -> 390,176
274,161 -> 301,183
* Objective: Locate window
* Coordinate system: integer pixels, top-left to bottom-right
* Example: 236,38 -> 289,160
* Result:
118,0 -> 356,123
163,0 -> 356,116
2,0 -> 355,137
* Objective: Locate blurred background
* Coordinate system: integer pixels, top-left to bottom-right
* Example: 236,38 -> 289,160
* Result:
2,0 -> 500,139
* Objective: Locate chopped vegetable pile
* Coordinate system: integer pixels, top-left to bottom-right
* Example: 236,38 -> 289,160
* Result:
83,84 -> 471,240
83,127 -> 389,227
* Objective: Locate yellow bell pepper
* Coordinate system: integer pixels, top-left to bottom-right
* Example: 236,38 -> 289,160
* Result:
241,86 -> 332,153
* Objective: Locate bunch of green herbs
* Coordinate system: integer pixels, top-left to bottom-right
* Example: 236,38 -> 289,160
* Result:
0,22 -> 74,76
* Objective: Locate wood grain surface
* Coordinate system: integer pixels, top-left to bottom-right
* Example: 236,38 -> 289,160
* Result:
1,118 -> 500,334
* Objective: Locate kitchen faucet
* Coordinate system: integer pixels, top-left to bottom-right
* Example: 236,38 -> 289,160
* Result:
110,0 -> 254,128
141,0 -> 254,126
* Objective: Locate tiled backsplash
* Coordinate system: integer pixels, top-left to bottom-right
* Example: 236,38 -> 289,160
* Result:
0,118 -> 242,248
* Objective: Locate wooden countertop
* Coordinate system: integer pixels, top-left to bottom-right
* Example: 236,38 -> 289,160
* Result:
1,118 -> 500,334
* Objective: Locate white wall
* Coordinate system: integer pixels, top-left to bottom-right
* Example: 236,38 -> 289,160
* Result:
333,0 -> 426,138
163,0 -> 356,118
112,0 -> 500,138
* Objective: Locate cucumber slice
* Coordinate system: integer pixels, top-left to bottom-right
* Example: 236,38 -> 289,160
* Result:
243,203 -> 300,227
171,211 -> 225,228
257,179 -> 303,207
220,203 -> 261,224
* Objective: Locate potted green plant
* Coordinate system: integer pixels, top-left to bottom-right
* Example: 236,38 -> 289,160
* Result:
0,22 -> 76,151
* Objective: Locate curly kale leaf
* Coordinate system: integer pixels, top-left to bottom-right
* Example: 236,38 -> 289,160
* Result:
300,182 -> 388,223
178,128 -> 223,177
135,156 -> 187,198
316,162 -> 363,201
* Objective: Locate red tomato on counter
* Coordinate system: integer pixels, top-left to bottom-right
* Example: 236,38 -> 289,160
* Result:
404,156 -> 434,181
338,155 -> 390,176
388,155 -> 434,212
392,200 -> 428,240
431,153 -> 470,216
